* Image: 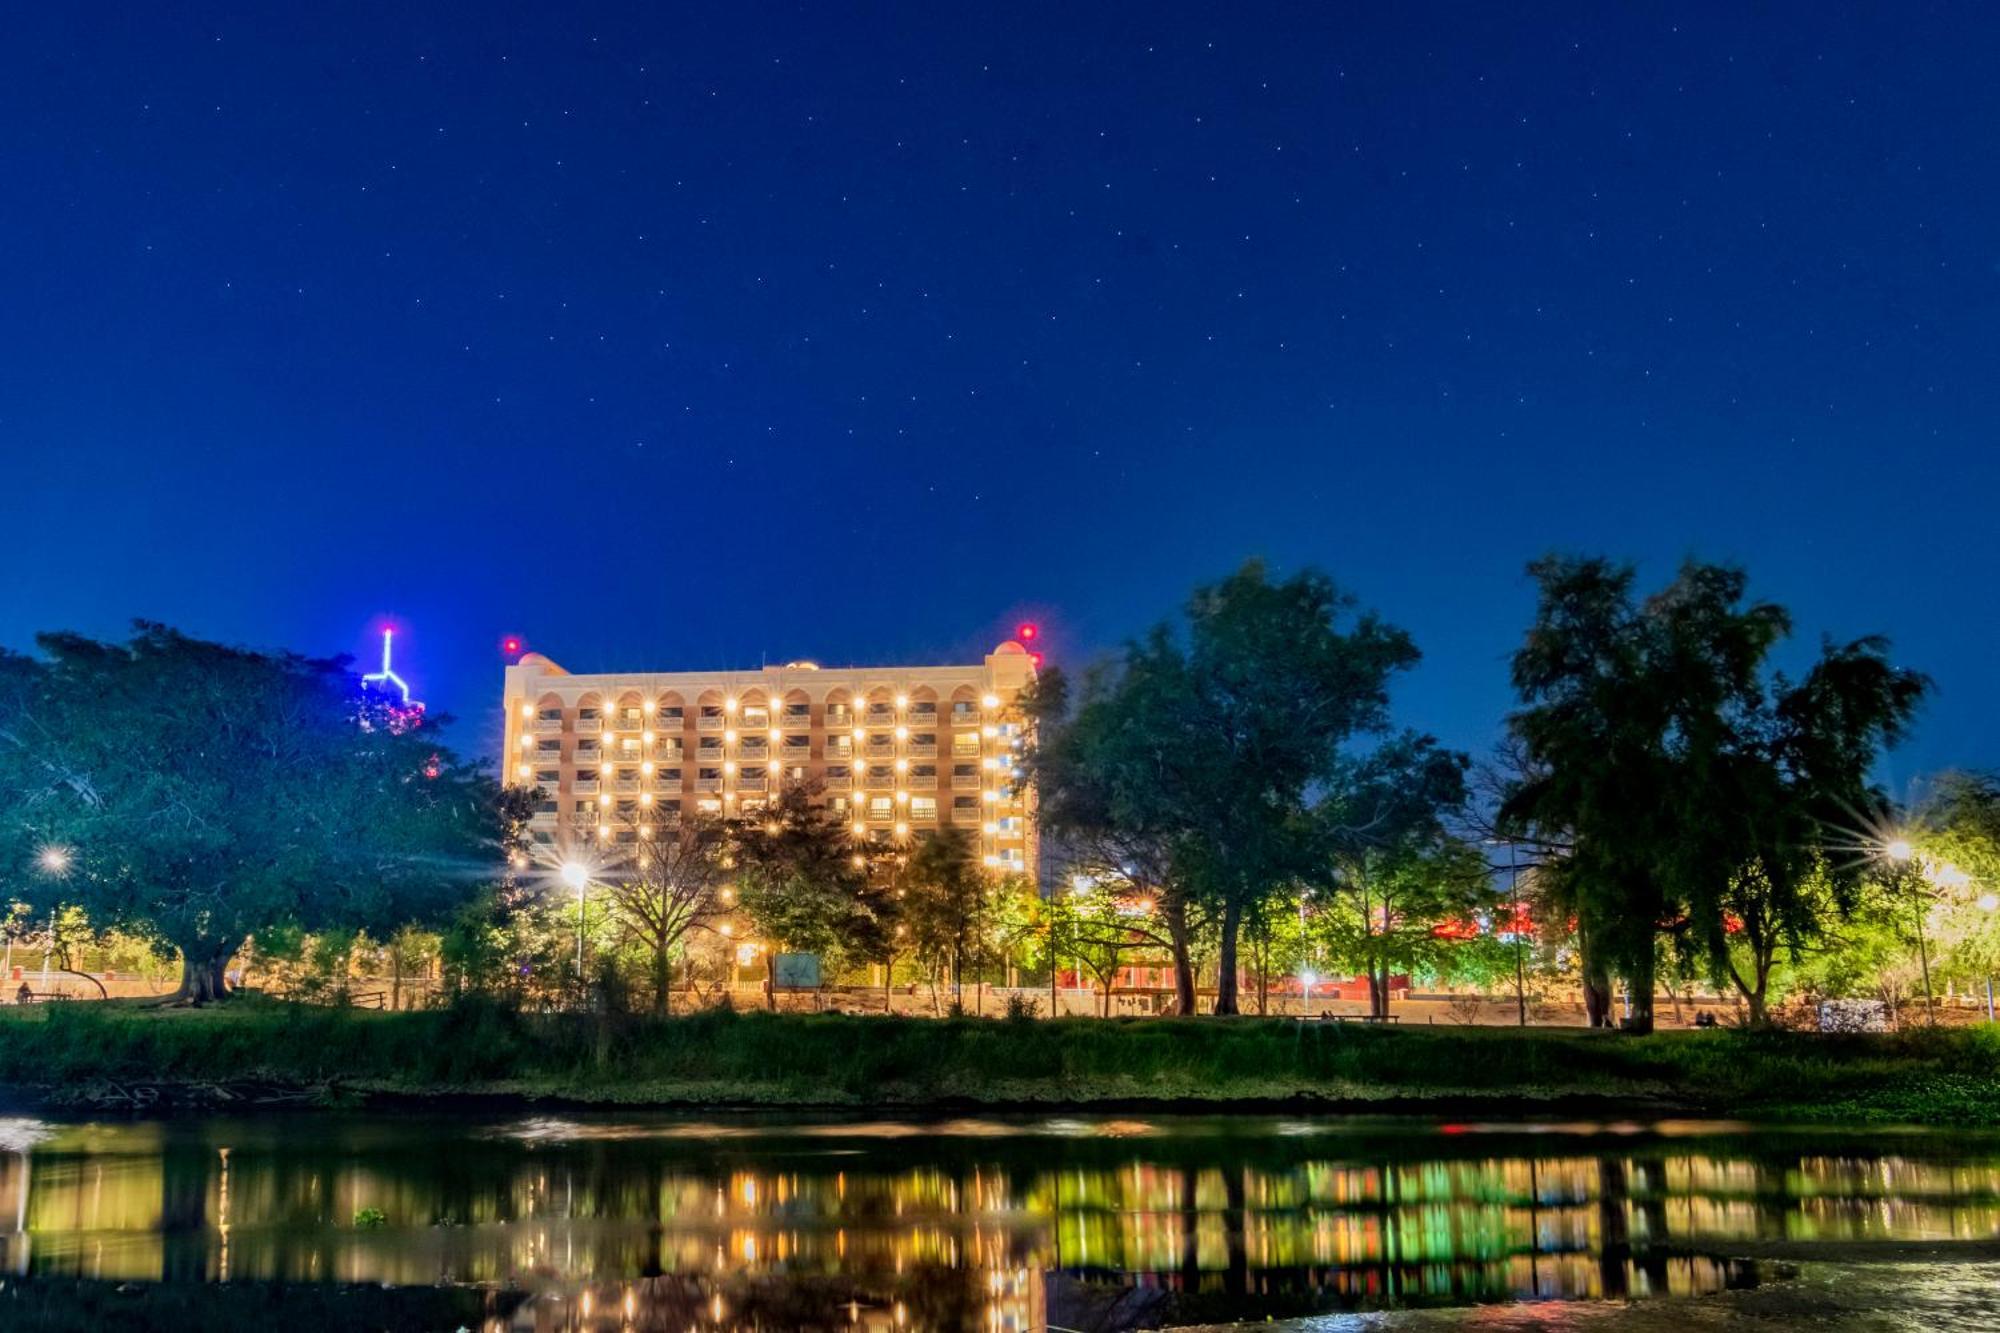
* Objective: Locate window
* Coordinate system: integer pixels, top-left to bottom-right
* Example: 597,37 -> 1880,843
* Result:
869,796 -> 893,819
911,765 -> 936,781
952,734 -> 980,757
538,707 -> 563,721
531,830 -> 555,844
911,796 -> 937,820
573,800 -> 595,815
534,798 -> 558,814
658,705 -> 684,722
578,707 -> 601,720
952,795 -> 978,813
697,798 -> 722,813
659,767 -> 682,782
952,763 -> 977,778
534,769 -> 560,785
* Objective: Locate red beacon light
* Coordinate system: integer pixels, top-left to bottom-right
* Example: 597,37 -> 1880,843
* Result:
1016,622 -> 1039,643
501,635 -> 524,657
1029,650 -> 1045,669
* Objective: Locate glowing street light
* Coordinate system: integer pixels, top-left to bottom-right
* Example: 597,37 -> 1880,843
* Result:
1885,838 -> 1915,863
560,862 -> 590,989
36,845 -> 73,877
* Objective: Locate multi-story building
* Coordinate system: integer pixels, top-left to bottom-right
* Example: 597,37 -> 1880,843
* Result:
501,639 -> 1037,876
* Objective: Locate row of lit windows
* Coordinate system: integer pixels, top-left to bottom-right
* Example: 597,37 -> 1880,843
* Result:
519,692 -> 1008,727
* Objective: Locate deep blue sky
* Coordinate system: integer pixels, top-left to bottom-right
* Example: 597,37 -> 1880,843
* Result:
4,3 -> 1995,784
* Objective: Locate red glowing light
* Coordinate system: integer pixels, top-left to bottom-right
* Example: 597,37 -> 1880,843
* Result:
1016,622 -> 1039,642
1029,650 -> 1045,669
501,636 -> 523,656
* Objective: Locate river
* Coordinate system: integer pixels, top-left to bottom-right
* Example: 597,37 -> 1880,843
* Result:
1,1111 -> 1996,1330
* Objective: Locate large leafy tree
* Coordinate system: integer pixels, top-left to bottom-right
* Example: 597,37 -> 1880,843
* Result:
732,781 -> 891,997
0,624 -> 524,1002
1309,734 -> 1479,1017
1029,560 -> 1423,1015
1502,558 -> 1926,1030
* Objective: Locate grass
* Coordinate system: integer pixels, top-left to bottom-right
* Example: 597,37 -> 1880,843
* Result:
2,997 -> 1997,1124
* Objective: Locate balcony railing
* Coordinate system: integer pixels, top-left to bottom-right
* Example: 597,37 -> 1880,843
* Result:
696,714 -> 725,732
865,740 -> 895,759
614,778 -> 640,794
910,805 -> 938,822
907,742 -> 937,759
575,718 -> 603,734
613,715 -> 643,732
658,746 -> 684,763
740,742 -> 770,759
573,779 -> 600,795
781,743 -> 811,761
737,775 -> 768,792
534,717 -> 563,733
825,774 -> 852,792
864,709 -> 895,726
568,812 -> 598,828
864,773 -> 895,790
948,709 -> 980,727
695,777 -> 722,793
951,775 -> 981,790
824,710 -> 853,729
781,710 -> 812,727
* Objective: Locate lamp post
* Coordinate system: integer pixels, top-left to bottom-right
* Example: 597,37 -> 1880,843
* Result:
561,861 -> 589,996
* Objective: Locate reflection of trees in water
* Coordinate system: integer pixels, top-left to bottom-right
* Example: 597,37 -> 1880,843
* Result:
9,1126 -> 2000,1327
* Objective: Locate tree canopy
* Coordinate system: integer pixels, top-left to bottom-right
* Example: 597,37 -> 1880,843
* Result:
0,624 -> 522,1001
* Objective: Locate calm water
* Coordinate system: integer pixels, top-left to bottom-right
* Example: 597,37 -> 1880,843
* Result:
1,1111 -> 1997,1330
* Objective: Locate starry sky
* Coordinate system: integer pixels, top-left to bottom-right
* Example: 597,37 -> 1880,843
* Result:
4,3 -> 1996,784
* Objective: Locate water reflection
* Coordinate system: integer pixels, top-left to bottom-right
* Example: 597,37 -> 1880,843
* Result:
0,1114 -> 1995,1330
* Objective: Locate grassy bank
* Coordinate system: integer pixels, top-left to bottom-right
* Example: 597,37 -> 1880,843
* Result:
2,999 -> 1996,1124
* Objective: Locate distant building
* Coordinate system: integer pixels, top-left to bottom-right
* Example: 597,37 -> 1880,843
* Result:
501,641 -> 1036,874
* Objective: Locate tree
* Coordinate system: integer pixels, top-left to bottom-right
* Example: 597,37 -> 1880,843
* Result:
595,807 -> 730,1013
1500,557 -> 1926,1031
1310,733 -> 1480,1017
1029,561 -> 1423,1015
732,781 -> 891,1001
0,624 -> 524,1002
897,826 -> 987,1011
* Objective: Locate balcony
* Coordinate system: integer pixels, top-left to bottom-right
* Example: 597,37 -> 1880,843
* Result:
657,746 -> 685,763
737,774 -> 768,792
657,710 -> 686,726
575,717 -> 603,734
781,710 -> 812,727
864,708 -> 895,725
908,742 -> 937,759
613,714 -> 643,732
865,739 -> 895,759
825,774 -> 852,792
910,804 -> 938,823
533,749 -> 564,766
615,778 -> 640,794
908,710 -> 939,727
568,812 -> 598,829
824,710 -> 853,730
696,747 -> 724,763
573,778 -> 600,795
948,709 -> 980,728
696,714 -> 725,732
739,742 -> 770,761
824,743 -> 853,761
865,807 -> 894,824
781,742 -> 811,761
951,775 -> 981,790
864,772 -> 895,790
695,777 -> 722,793
534,717 -> 563,733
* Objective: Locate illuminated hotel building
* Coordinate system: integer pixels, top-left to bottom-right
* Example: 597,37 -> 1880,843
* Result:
501,639 -> 1037,874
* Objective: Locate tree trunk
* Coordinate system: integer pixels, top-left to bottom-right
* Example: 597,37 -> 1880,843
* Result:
1213,900 -> 1242,1016
653,941 -> 672,1015
172,939 -> 238,1005
1625,947 -> 1656,1034
1164,896 -> 1198,1016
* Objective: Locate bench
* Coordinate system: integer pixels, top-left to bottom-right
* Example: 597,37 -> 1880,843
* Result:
1314,1012 -> 1399,1023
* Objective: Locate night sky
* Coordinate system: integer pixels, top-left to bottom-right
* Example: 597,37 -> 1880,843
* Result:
4,4 -> 1995,784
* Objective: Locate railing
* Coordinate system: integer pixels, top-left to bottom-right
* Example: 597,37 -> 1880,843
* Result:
825,774 -> 852,792
864,709 -> 895,726
737,775 -> 768,792
614,778 -> 640,794
781,711 -> 812,727
613,715 -> 643,732
781,743 -> 811,760
575,718 -> 603,734
568,812 -> 597,828
657,747 -> 684,762
864,773 -> 895,790
695,777 -> 722,793
824,710 -> 853,729
951,775 -> 981,790
534,717 -> 563,733
573,779 -> 600,795
696,714 -> 724,732
657,711 -> 686,725
948,709 -> 980,727
910,805 -> 938,822
907,742 -> 937,759
865,740 -> 895,759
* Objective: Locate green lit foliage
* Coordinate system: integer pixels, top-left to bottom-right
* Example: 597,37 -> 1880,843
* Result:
0,624 -> 527,1003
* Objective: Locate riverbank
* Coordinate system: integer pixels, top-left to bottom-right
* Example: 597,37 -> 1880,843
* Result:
2,999 -> 1996,1122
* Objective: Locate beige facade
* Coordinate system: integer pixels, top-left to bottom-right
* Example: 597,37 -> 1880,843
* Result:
502,641 -> 1037,874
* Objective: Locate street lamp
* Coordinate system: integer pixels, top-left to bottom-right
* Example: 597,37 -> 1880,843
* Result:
560,861 -> 590,987
36,845 -> 73,877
